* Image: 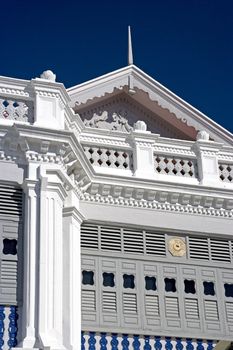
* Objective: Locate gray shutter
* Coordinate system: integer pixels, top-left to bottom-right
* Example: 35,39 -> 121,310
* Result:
0,184 -> 23,305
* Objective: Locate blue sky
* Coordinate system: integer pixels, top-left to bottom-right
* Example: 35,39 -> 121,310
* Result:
1,0 -> 233,132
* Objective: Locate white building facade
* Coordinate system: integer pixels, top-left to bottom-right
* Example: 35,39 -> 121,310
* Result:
0,65 -> 232,350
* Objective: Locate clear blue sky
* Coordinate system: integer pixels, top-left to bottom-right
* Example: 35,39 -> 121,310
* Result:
1,0 -> 233,133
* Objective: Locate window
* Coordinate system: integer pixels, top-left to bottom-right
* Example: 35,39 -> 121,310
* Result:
82,271 -> 94,285
145,276 -> 157,291
123,274 -> 135,289
103,272 -> 115,287
184,280 -> 196,294
203,281 -> 215,296
164,278 -> 176,292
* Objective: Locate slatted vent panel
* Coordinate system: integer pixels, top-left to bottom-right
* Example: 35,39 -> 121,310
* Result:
102,291 -> 117,313
81,223 -> 233,264
145,295 -> 159,316
0,185 -> 22,216
189,237 -> 209,260
123,293 -> 137,314
123,229 -> 144,254
226,302 -> 233,322
185,298 -> 199,319
210,240 -> 231,263
145,232 -> 166,256
81,290 -> 96,312
204,300 -> 219,321
165,297 -> 179,318
81,224 -> 99,249
101,226 -> 121,251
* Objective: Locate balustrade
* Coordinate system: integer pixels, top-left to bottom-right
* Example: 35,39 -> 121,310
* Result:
81,332 -> 216,350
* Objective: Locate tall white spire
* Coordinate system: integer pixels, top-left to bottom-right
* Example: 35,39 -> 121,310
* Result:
128,26 -> 133,65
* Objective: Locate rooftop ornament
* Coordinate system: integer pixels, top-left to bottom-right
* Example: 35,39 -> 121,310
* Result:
40,70 -> 56,82
196,130 -> 210,141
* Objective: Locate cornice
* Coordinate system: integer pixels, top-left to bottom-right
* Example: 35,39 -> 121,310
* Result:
80,192 -> 233,218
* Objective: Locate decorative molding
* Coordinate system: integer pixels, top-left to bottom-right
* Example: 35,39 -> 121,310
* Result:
80,135 -> 131,148
154,145 -> 195,156
80,192 -> 233,218
0,87 -> 30,98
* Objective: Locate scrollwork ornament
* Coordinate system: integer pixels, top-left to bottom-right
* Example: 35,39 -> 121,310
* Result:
168,237 -> 186,257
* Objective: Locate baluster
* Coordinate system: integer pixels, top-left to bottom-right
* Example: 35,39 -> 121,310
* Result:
100,333 -> 108,350
111,333 -> 119,350
207,340 -> 213,350
175,338 -> 183,350
154,336 -> 162,350
185,339 -> 194,350
88,332 -> 96,350
81,331 -> 85,350
196,339 -> 204,350
165,337 -> 173,350
7,306 -> 18,348
0,306 -> 5,350
133,335 -> 141,350
144,336 -> 151,350
122,334 -> 129,350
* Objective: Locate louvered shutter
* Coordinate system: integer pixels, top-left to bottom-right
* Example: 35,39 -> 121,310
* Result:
0,184 -> 22,305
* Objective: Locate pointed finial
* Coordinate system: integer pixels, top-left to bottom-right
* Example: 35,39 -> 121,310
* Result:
128,26 -> 133,65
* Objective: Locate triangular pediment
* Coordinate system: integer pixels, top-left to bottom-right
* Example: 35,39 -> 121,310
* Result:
68,65 -> 233,145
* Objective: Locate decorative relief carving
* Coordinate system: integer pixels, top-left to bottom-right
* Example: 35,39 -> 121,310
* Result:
84,110 -> 133,132
168,238 -> 186,257
79,95 -> 187,139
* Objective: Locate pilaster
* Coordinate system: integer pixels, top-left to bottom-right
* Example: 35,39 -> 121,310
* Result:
37,166 -> 68,350
63,190 -> 85,350
29,77 -> 70,130
17,178 -> 40,349
129,130 -> 158,178
194,139 -> 223,186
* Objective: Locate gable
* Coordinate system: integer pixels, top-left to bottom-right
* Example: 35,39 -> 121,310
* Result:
68,65 -> 233,146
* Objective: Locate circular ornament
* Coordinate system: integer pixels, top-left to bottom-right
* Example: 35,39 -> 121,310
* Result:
168,237 -> 186,257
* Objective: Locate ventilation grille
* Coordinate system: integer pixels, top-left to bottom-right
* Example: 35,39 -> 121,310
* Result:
124,229 -> 144,254
123,293 -> 137,314
102,291 -> 117,313
165,297 -> 179,318
81,290 -> 96,312
210,240 -> 231,263
81,223 -> 233,263
81,224 -> 166,257
145,295 -> 159,316
189,237 -> 209,260
145,232 -> 166,256
226,302 -> 233,323
204,300 -> 219,321
0,185 -> 22,217
185,298 -> 199,319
